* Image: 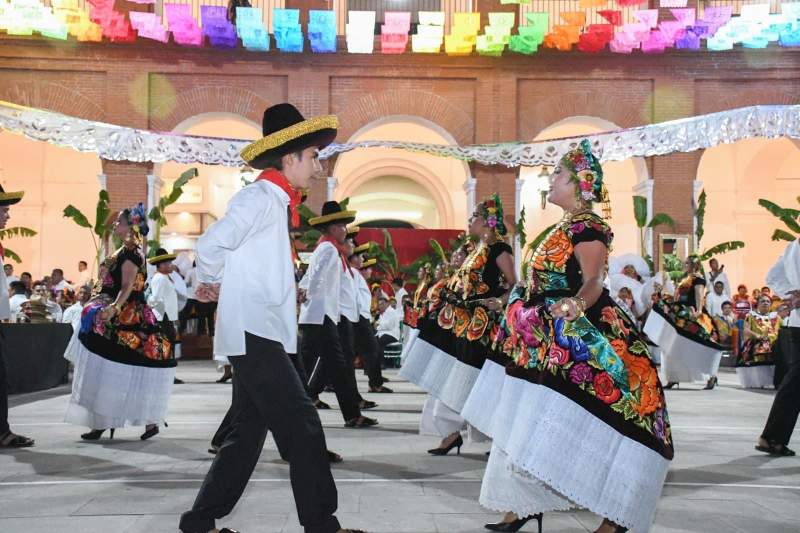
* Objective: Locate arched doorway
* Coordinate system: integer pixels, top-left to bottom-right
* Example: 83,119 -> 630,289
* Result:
156,113 -> 261,252
0,131 -> 101,283
333,116 -> 471,230
519,117 -> 649,257
696,137 -> 800,290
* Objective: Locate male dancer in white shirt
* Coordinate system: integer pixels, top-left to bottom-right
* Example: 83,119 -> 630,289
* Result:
348,240 -> 392,393
299,201 -> 377,428
147,249 -> 184,384
179,103 -> 364,533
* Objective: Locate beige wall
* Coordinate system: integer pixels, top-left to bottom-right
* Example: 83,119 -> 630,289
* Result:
519,118 -> 647,258
333,117 -> 471,229
697,137 -> 800,292
158,114 -> 261,252
0,132 -> 101,283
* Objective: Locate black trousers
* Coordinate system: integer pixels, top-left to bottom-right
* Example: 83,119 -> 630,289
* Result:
211,353 -> 310,454
353,318 -> 384,388
301,318 -> 361,422
762,326 -> 800,447
180,334 -> 340,533
377,334 -> 399,371
0,342 -> 9,436
773,327 -> 800,388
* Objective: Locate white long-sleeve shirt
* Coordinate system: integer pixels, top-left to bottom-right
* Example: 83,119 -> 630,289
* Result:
0,268 -> 10,320
170,270 -> 188,312
147,272 -> 179,322
61,301 -> 84,325
766,239 -> 800,327
705,291 -> 728,318
339,267 -> 359,323
195,180 -> 297,357
393,287 -> 407,312
299,242 -> 341,325
705,270 -> 731,298
355,272 -> 372,320
9,293 -> 26,322
376,305 -> 400,340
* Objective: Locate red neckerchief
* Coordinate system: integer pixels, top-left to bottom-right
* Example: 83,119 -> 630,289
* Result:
317,235 -> 352,275
255,169 -> 302,229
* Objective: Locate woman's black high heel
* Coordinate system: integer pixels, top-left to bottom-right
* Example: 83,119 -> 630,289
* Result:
81,428 -> 114,441
485,513 -> 543,532
428,434 -> 463,456
703,376 -> 718,390
664,381 -> 679,389
140,425 -> 159,441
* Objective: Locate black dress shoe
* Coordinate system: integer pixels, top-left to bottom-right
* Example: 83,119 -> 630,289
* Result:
485,513 -> 542,532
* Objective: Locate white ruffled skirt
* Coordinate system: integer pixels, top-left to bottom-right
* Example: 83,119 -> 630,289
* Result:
644,310 -> 722,383
736,365 -> 775,389
65,341 -> 175,429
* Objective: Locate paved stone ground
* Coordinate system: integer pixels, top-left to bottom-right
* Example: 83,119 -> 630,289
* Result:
1,362 -> 799,533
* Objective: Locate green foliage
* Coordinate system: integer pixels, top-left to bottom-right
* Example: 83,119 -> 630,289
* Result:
647,213 -> 675,229
759,198 -> 800,236
695,189 -> 707,246
147,168 -> 198,256
3,248 -> 21,264
772,229 -> 797,242
63,205 -> 92,228
429,238 -> 448,265
662,253 -> 685,282
0,226 -> 37,264
515,206 -> 527,250
94,190 -> 110,237
699,241 -> 745,261
633,196 -> 648,228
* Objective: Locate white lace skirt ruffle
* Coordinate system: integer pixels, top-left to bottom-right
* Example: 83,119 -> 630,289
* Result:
736,365 -> 775,389
65,341 -> 175,429
400,327 -> 419,365
645,311 -> 722,383
461,358 -> 508,437
480,443 -> 576,517
480,374 -> 671,532
398,337 -> 480,412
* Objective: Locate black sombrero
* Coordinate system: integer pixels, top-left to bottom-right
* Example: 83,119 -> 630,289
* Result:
309,201 -> 356,227
240,103 -> 338,170
0,184 -> 24,206
148,248 -> 177,266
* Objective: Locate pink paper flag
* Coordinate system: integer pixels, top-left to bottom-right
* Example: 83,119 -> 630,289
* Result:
658,20 -> 685,43
634,9 -> 659,29
659,0 -> 687,7
669,8 -> 695,27
641,30 -> 666,53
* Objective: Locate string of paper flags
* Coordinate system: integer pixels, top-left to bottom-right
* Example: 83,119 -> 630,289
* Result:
1,0 -> 799,53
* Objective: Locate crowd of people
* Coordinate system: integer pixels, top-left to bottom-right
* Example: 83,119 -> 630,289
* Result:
1,103 -> 798,533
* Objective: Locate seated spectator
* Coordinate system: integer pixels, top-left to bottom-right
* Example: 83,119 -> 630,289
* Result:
30,281 -> 62,322
733,284 -> 753,320
62,285 -> 91,326
706,280 -> 728,317
50,268 -> 71,292
8,280 -> 27,322
375,295 -> 400,371
4,264 -> 18,287
714,301 -> 737,347
19,271 -> 32,295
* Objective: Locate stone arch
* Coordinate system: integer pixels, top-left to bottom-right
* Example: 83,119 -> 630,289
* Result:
701,89 -> 800,115
0,81 -> 105,122
337,157 -> 455,229
150,86 -> 272,132
335,89 -> 474,145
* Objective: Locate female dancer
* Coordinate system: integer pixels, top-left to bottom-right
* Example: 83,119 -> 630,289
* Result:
648,257 -> 722,390
465,140 -> 673,533
65,204 -> 176,440
736,294 -> 781,388
401,194 -> 515,454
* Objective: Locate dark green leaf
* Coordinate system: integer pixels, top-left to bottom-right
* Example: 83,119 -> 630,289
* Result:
0,226 -> 37,239
148,207 -> 161,222
772,229 -> 797,242
429,239 -> 448,265
695,189 -> 706,245
647,213 -> 675,229
94,189 -> 111,238
3,247 -> 21,263
163,168 -> 199,208
63,205 -> 92,228
383,229 -> 398,272
759,199 -> 800,233
516,206 -> 527,250
339,197 -> 350,210
699,241 -> 745,261
633,196 -> 648,228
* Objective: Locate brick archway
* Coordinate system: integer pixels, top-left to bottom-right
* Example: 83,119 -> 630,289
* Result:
519,91 -> 648,142
335,89 -> 474,145
0,81 -> 105,122
149,86 -> 272,132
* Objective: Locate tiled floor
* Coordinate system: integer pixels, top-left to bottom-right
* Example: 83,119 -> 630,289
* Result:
1,363 -> 798,532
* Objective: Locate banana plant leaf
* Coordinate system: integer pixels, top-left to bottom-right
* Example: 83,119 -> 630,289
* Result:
515,206 -> 527,250
772,229 -> 797,242
0,227 -> 37,239
758,198 -> 800,234
63,205 -> 92,228
94,190 -> 110,237
695,189 -> 706,245
633,196 -> 648,228
3,247 -> 21,263
647,213 -> 675,229
429,238 -> 448,265
382,229 -> 399,274
699,240 -> 745,261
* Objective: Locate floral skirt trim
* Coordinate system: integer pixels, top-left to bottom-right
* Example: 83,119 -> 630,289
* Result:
79,295 -> 175,368
736,341 -> 776,366
650,302 -> 722,350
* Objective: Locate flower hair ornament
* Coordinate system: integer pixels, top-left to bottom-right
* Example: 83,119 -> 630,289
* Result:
122,203 -> 150,245
561,139 -> 605,202
476,193 -> 507,237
